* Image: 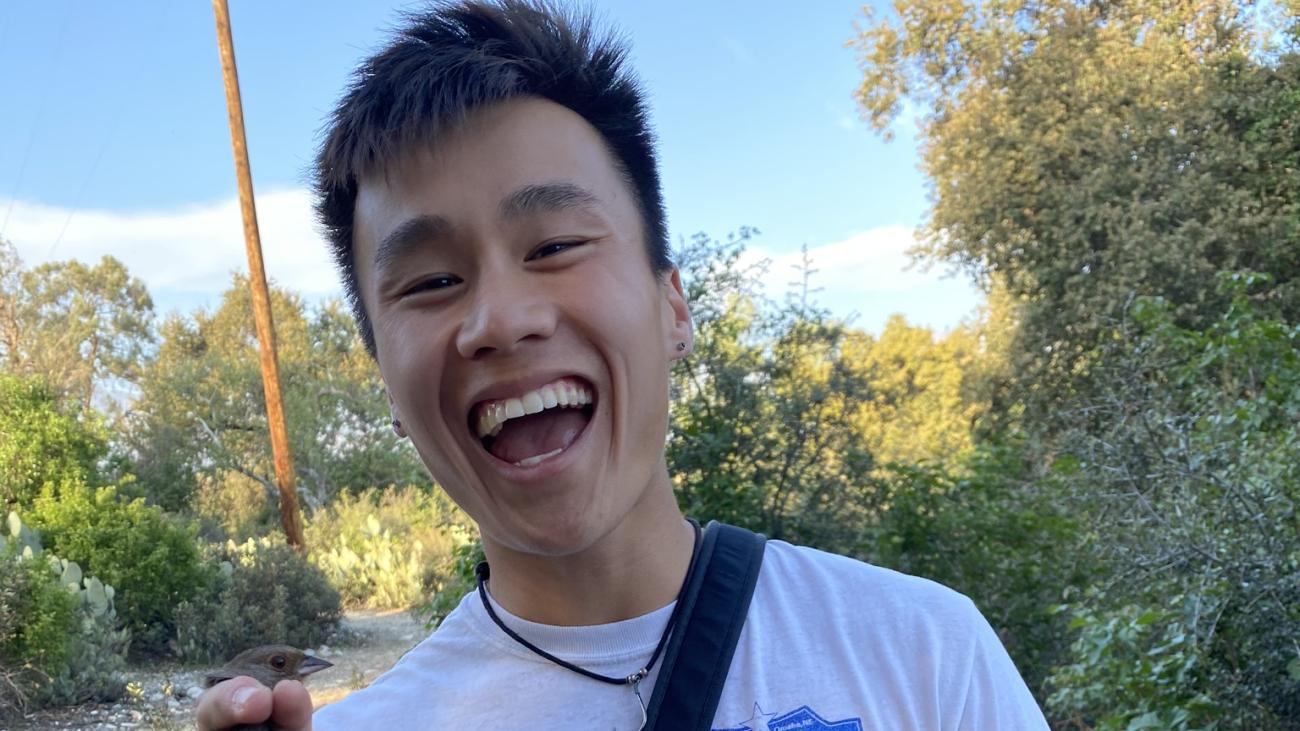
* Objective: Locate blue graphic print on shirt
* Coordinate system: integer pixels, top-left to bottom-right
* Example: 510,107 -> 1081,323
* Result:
714,704 -> 863,731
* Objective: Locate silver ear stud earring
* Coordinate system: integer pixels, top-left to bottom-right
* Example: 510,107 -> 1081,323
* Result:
676,342 -> 687,352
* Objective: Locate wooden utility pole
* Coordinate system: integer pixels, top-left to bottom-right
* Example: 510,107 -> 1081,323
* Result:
211,0 -> 304,548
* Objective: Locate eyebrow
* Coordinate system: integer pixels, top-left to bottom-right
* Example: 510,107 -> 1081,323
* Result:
373,214 -> 453,280
372,183 -> 603,278
499,183 -> 601,219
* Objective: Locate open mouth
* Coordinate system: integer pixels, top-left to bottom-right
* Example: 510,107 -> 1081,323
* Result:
469,376 -> 596,468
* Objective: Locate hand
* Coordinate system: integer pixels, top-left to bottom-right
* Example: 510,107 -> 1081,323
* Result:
196,645 -> 331,731
196,676 -> 314,731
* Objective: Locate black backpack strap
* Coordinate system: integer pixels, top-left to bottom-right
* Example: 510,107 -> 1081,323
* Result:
644,521 -> 766,731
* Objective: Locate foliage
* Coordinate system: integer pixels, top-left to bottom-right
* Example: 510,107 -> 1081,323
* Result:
860,444 -> 1088,696
668,232 -> 878,551
852,0 -> 1300,428
0,512 -> 128,717
668,232 -> 1005,553
854,2 -> 1300,722
192,470 -> 277,542
843,313 -> 997,468
305,486 -> 471,609
1047,275 -> 1300,726
126,279 -> 424,513
0,373 -> 109,510
0,547 -> 76,702
0,241 -> 154,410
173,537 -> 341,663
29,484 -> 211,655
1047,598 -> 1221,730
420,537 -> 484,629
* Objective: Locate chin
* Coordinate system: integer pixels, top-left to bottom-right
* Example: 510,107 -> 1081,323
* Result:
489,498 -> 624,558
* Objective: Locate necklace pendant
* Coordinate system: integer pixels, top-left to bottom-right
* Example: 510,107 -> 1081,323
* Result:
632,677 -> 648,730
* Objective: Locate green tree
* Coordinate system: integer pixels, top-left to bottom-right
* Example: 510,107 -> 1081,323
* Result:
853,3 -> 1300,722
128,277 -> 424,516
668,232 -> 877,552
0,374 -> 108,509
0,241 -> 154,411
852,0 -> 1300,425
844,314 -> 994,468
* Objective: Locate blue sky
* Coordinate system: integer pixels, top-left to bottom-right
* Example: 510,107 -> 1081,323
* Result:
0,1 -> 981,333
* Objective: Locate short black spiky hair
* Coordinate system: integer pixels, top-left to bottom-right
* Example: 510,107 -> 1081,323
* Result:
313,0 -> 670,357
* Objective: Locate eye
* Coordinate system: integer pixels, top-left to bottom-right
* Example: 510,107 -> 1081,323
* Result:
271,655 -> 287,669
527,240 -> 583,261
401,274 -> 462,297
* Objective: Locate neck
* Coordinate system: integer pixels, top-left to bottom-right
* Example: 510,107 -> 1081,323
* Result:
480,474 -> 694,626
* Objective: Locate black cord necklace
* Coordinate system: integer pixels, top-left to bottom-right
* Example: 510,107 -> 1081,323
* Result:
475,519 -> 702,719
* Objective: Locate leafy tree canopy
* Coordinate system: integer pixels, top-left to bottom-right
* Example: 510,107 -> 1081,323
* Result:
853,0 -> 1300,422
127,275 -> 426,515
0,240 -> 154,411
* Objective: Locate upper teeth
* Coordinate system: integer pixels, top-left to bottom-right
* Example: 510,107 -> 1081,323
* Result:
475,378 -> 593,439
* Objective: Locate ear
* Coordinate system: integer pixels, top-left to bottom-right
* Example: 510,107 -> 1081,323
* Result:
387,391 -> 408,439
660,268 -> 694,360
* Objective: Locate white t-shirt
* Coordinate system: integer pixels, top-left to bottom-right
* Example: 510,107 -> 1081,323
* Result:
315,540 -> 1048,730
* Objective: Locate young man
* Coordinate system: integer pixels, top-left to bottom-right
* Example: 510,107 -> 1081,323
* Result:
199,1 -> 1048,728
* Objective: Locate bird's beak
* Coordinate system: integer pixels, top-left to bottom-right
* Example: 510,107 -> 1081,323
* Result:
298,655 -> 333,677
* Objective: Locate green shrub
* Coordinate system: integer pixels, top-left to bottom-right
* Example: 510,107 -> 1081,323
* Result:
420,537 -> 483,628
1046,597 -> 1222,729
1047,277 -> 1300,724
174,537 -> 341,662
0,512 -> 128,717
859,443 -> 1090,697
0,550 -> 77,691
306,486 -> 470,609
30,483 -> 211,654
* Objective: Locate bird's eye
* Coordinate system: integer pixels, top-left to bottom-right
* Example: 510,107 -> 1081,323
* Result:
271,655 -> 287,669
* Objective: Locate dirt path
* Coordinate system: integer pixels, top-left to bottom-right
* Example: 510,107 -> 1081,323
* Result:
11,609 -> 429,730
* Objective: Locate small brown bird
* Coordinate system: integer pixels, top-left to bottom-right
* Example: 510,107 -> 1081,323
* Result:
205,644 -> 334,689
204,644 -> 333,730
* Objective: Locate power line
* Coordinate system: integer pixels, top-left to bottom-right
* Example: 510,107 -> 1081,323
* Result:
1,2 -> 76,239
48,3 -> 175,258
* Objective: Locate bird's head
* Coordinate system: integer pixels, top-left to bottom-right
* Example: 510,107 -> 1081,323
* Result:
203,644 -> 334,690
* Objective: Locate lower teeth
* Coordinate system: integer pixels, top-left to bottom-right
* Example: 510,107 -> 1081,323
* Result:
514,447 -> 565,467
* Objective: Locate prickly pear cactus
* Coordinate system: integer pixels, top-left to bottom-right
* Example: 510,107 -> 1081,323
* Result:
4,510 -> 43,558
29,544 -> 121,620
58,557 -> 84,588
82,576 -> 112,617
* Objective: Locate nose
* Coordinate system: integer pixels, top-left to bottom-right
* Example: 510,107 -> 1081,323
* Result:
454,269 -> 557,359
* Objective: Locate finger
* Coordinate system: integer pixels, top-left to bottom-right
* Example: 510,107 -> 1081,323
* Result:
196,676 -> 272,730
269,679 -> 314,729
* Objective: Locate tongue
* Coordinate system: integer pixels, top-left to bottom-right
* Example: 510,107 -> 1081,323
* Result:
488,408 -> 589,464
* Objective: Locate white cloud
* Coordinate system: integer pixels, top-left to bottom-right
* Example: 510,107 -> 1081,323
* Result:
1,196 -> 984,335
1,189 -> 341,315
742,226 -> 984,334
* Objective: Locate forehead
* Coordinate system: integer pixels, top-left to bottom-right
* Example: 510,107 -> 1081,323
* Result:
353,97 -> 634,233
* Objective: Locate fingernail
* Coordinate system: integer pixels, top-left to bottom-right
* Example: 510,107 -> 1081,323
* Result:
232,685 -> 256,712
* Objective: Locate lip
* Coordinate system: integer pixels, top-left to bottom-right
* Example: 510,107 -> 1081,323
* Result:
471,393 -> 599,483
459,368 -> 601,480
465,370 -> 597,415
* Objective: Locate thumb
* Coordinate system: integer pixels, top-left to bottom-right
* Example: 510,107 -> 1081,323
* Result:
196,677 -> 313,731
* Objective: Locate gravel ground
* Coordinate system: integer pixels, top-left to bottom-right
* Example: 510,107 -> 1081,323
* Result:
10,609 -> 430,730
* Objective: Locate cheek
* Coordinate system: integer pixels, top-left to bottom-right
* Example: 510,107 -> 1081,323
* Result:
376,316 -> 449,423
